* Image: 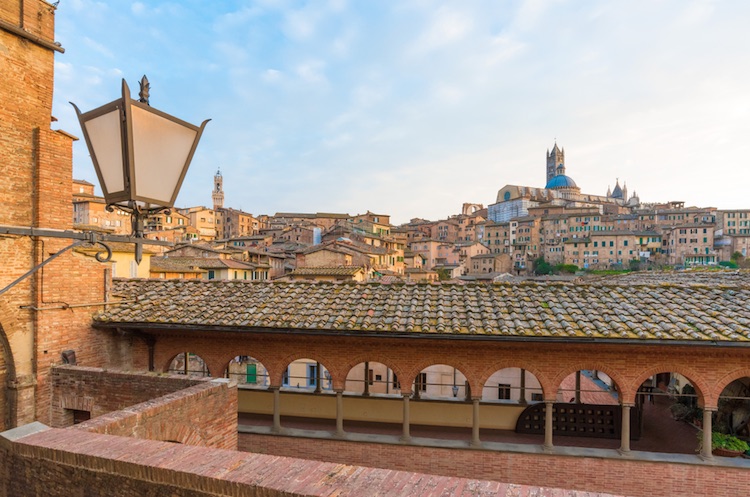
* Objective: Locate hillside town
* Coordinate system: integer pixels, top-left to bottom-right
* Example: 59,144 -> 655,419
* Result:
73,144 -> 749,282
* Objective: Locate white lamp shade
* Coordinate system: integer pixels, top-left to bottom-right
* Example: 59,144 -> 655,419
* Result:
72,79 -> 208,210
130,105 -> 201,206
80,106 -> 126,197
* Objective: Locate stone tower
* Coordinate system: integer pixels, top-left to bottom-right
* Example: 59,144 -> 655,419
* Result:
212,169 -> 224,210
546,143 -> 564,184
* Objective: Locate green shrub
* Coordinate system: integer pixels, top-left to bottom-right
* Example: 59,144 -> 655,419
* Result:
719,261 -> 739,269
554,264 -> 579,274
700,431 -> 750,452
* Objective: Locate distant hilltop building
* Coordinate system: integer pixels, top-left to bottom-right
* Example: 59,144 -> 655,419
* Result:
489,143 -> 640,223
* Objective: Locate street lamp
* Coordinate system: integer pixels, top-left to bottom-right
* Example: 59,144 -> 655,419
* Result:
71,76 -> 209,263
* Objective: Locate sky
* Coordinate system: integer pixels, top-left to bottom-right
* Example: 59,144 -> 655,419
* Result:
52,0 -> 750,225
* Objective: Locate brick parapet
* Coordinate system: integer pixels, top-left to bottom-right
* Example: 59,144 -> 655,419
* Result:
0,425 -> 626,497
50,366 -> 237,449
240,433 -> 750,497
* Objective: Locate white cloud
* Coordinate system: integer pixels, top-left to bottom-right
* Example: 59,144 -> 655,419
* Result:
131,2 -> 145,16
409,6 -> 473,54
295,60 -> 327,84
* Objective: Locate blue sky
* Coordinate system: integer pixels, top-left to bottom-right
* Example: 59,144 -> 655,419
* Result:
52,0 -> 750,224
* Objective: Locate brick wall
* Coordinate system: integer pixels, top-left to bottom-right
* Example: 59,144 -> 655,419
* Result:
0,425 -> 624,497
239,433 -> 749,497
50,366 -> 237,449
0,0 -> 144,429
149,332 -> 750,409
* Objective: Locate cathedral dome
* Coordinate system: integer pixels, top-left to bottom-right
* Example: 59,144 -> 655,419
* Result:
545,174 -> 578,190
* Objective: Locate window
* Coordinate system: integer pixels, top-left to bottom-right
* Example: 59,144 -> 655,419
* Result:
531,393 -> 544,402
72,410 -> 91,424
498,384 -> 511,400
415,372 -> 427,392
307,364 -> 318,387
129,261 -> 138,278
392,373 -> 401,389
282,368 -> 290,386
208,270 -> 215,280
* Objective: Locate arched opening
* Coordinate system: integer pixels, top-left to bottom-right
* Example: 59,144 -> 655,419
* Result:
714,377 -> 750,456
406,364 -> 474,442
167,352 -> 211,378
281,358 -> 331,392
479,367 -> 544,445
413,364 -> 469,401
0,343 -> 7,431
538,369 -> 622,449
230,355 -> 273,431
271,358 -> 336,432
344,361 -> 400,397
482,367 -> 543,404
339,361 -> 403,436
0,326 -> 16,431
225,355 -> 269,388
635,371 -> 700,454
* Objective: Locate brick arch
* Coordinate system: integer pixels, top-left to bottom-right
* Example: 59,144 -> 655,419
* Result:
630,365 -> 708,408
218,354 -> 272,385
274,352 -> 335,389
402,358 -> 479,398
714,369 -> 750,407
150,420 -> 205,446
477,362 -> 549,400
550,364 -> 628,404
159,350 -> 213,378
342,356 -> 404,394
0,301 -> 21,429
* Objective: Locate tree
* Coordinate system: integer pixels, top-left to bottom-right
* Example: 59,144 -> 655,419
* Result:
533,257 -> 552,275
435,267 -> 451,281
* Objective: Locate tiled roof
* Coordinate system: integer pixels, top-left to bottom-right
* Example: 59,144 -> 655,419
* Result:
150,257 -> 254,272
95,278 -> 750,343
589,270 -> 750,287
289,266 -> 365,276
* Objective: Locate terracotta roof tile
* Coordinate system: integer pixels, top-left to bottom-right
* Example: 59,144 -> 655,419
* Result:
95,278 -> 750,343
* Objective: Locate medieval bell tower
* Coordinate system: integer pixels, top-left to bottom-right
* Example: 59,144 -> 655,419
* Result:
212,169 -> 224,210
546,143 -> 564,184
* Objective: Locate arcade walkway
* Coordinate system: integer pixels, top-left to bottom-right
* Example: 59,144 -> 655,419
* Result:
238,393 -> 699,454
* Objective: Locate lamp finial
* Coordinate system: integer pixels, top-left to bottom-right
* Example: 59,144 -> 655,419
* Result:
138,75 -> 150,105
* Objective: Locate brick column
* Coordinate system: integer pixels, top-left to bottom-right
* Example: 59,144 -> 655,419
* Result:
701,407 -> 715,461
401,393 -> 411,442
543,401 -> 554,452
271,387 -> 281,433
335,389 -> 345,437
362,362 -> 370,396
471,397 -> 481,447
619,403 -> 633,456
314,362 -> 321,394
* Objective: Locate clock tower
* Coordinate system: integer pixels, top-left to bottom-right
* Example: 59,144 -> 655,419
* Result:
212,169 -> 224,210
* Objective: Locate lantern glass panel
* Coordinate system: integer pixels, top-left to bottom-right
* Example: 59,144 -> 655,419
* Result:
131,105 -> 198,206
83,109 -> 124,194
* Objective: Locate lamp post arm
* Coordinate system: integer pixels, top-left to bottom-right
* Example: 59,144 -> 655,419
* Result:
0,225 -> 177,295
0,239 -> 88,297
